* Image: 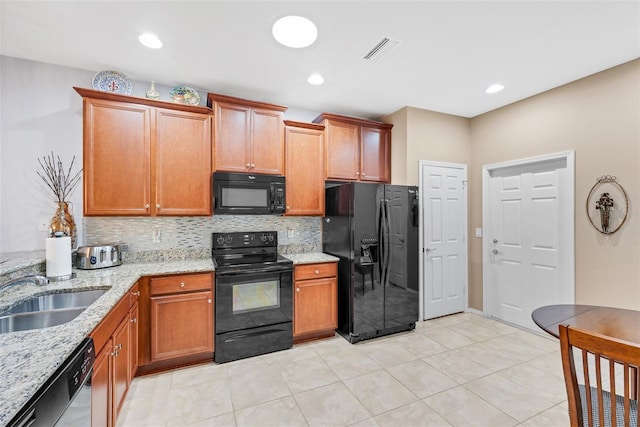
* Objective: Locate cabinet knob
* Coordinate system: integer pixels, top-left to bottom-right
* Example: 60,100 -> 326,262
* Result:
131,291 -> 140,296
156,204 -> 161,209
208,299 -> 212,304
144,203 -> 150,209
251,163 -> 256,168
116,343 -> 123,350
111,351 -> 118,357
246,163 -> 251,169
315,270 -> 320,274
131,317 -> 137,323
296,288 -> 300,292
355,172 -> 360,176
180,282 -> 185,288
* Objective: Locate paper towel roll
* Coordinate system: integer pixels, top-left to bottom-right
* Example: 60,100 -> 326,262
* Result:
46,236 -> 72,278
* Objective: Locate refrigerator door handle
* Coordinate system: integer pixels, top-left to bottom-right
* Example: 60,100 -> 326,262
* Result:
383,198 -> 391,288
377,198 -> 385,281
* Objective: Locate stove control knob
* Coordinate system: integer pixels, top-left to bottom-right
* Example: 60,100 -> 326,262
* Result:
260,234 -> 268,242
268,234 -> 274,242
216,236 -> 226,246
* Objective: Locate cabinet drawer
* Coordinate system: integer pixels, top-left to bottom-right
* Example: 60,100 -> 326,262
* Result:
150,273 -> 213,296
295,263 -> 337,281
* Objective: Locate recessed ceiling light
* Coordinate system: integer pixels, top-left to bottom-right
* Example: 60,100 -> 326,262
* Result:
139,33 -> 163,49
308,74 -> 324,85
486,83 -> 504,94
272,16 -> 317,48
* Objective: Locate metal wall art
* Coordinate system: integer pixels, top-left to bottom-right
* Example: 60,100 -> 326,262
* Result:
586,175 -> 628,234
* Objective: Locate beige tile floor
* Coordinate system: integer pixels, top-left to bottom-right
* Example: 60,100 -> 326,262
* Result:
116,312 -> 570,427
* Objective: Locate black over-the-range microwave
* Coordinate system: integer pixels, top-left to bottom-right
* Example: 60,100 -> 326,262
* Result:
213,172 -> 286,215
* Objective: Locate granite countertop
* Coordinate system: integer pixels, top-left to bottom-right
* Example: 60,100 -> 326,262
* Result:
0,251 -> 338,426
285,252 -> 339,265
0,258 -> 214,427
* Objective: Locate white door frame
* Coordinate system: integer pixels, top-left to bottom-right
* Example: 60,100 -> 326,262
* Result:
419,160 -> 469,321
482,151 -> 575,318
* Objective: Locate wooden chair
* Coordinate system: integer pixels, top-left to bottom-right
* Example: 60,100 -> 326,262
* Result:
559,324 -> 639,426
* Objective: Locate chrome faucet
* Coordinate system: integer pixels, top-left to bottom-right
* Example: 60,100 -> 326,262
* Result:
0,275 -> 49,293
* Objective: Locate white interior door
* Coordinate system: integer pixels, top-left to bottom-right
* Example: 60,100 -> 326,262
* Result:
420,161 -> 468,320
483,152 -> 575,331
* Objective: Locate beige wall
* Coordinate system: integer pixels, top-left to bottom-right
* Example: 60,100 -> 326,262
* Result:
387,58 -> 640,313
384,107 -> 471,185
469,59 -> 640,311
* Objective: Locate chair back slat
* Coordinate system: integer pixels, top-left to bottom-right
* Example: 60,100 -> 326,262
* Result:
559,324 -> 640,427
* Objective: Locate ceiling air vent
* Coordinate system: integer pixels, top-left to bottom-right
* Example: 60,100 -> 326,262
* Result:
363,38 -> 399,62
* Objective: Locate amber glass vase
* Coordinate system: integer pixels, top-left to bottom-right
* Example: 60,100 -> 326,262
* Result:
49,201 -> 77,248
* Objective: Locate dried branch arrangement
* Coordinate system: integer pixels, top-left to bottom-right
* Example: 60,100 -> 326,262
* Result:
36,152 -> 83,202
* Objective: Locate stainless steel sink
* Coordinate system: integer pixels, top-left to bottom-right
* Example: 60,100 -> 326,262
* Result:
4,289 -> 108,314
0,308 -> 87,333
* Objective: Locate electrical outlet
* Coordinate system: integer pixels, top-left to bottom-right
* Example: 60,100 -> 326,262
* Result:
287,229 -> 295,238
152,227 -> 161,243
38,218 -> 49,232
475,228 -> 483,238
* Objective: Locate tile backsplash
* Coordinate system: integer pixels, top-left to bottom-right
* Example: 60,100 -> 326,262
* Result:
83,216 -> 322,256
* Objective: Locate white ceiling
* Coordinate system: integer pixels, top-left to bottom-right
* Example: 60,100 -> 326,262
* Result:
1,1 -> 639,119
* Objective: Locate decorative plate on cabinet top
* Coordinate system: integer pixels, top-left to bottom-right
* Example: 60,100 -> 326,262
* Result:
91,70 -> 133,95
169,85 -> 200,105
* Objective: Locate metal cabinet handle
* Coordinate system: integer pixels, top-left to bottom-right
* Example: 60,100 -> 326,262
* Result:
111,351 -> 118,357
180,282 -> 185,288
131,291 -> 140,296
116,343 -> 123,350
130,317 -> 137,323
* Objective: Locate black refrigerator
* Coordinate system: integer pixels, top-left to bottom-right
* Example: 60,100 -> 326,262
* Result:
323,182 -> 419,343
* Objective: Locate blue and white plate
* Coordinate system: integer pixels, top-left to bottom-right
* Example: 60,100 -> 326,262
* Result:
92,70 -> 133,95
169,85 -> 200,105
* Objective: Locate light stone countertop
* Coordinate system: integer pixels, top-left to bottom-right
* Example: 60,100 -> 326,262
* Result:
284,252 -> 339,265
0,259 -> 214,427
0,251 -> 339,426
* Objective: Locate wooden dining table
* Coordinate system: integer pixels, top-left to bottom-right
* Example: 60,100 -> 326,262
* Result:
532,304 -> 640,399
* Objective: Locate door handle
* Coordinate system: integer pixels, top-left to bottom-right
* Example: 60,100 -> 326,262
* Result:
425,248 -> 437,252
492,249 -> 502,255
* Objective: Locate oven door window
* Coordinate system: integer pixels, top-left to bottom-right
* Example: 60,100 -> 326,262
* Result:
233,279 -> 279,314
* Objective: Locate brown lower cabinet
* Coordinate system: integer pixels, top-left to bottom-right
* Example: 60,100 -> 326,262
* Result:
137,272 -> 214,375
293,262 -> 338,343
90,282 -> 139,427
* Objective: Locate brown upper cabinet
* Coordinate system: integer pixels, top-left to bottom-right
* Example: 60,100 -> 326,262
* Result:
75,87 -> 212,216
313,113 -> 392,183
207,93 -> 287,175
284,121 -> 325,216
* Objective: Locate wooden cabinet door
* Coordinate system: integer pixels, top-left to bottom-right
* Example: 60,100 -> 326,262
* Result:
285,124 -> 325,216
214,103 -> 251,172
155,109 -> 212,215
325,120 -> 360,181
83,98 -> 151,215
129,302 -> 139,381
91,340 -> 112,427
251,108 -> 284,175
150,290 -> 213,361
112,316 -> 130,418
294,277 -> 338,337
360,125 -> 391,183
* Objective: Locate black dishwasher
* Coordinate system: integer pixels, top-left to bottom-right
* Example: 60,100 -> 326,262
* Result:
8,338 -> 94,427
